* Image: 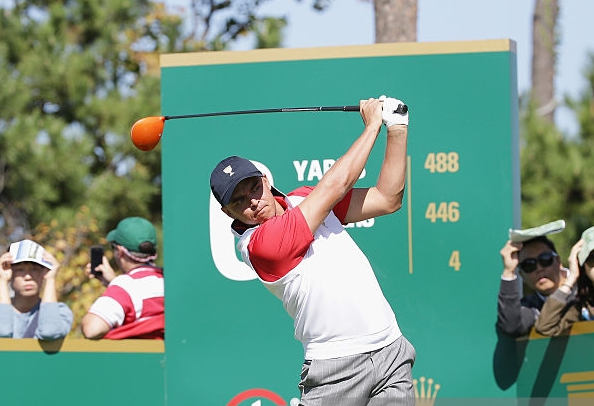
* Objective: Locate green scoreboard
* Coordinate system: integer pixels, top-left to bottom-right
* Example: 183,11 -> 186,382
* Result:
160,39 -> 520,405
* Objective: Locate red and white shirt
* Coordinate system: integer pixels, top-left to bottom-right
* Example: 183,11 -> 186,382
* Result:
233,187 -> 401,359
88,265 -> 164,339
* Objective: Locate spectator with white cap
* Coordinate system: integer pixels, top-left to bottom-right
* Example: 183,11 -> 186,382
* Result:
0,239 -> 73,339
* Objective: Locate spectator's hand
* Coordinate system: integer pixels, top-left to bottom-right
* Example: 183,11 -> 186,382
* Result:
359,98 -> 383,130
566,239 -> 583,287
0,253 -> 13,281
85,256 -> 116,286
379,95 -> 408,127
500,240 -> 522,278
42,250 -> 60,280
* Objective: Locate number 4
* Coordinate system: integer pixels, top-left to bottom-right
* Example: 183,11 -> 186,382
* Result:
449,250 -> 461,271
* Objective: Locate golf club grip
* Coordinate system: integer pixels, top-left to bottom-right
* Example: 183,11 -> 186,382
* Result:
341,104 -> 408,114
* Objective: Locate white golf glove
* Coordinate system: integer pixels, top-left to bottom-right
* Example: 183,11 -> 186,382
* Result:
379,95 -> 408,127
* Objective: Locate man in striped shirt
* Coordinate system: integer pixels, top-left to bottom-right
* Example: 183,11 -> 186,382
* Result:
82,217 -> 164,340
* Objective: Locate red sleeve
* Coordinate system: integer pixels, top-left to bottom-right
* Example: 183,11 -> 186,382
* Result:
103,284 -> 136,324
288,186 -> 353,224
248,207 -> 314,282
332,189 -> 353,224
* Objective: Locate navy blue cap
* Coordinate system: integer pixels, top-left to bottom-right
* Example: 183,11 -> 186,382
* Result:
210,156 -> 263,207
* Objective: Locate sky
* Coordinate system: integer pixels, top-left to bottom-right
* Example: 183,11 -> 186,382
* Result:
168,0 -> 594,135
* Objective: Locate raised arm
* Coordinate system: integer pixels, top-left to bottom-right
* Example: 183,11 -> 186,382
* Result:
344,96 -> 408,223
496,240 -> 535,336
0,253 -> 13,305
297,98 -> 384,234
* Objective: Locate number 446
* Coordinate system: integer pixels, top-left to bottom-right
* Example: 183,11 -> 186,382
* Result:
425,202 -> 460,223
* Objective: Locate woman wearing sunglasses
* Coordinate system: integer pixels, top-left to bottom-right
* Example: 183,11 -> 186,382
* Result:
535,227 -> 594,336
497,236 -> 570,337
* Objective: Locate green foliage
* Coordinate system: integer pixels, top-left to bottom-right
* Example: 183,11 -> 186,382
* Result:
520,54 -> 594,260
0,0 -> 298,333
254,16 -> 287,48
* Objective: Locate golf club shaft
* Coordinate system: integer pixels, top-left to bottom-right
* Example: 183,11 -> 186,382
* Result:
163,104 -> 407,121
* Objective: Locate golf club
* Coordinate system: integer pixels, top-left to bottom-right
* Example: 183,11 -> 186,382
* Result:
130,103 -> 408,151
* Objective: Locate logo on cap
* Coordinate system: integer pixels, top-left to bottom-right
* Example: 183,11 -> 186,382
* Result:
223,165 -> 234,176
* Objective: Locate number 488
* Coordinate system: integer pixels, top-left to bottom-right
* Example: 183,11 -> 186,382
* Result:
424,152 -> 459,173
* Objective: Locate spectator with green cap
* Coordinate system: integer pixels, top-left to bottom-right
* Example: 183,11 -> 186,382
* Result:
81,217 -> 164,339
535,226 -> 594,336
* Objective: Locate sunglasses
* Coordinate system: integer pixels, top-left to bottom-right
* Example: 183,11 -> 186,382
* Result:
518,251 -> 558,273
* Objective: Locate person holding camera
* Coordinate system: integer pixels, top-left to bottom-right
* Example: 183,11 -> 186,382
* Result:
0,239 -> 73,339
81,217 -> 164,340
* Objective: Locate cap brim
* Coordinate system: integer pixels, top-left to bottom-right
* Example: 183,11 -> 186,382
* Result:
106,229 -> 117,243
578,242 -> 594,265
508,220 -> 565,243
11,257 -> 53,270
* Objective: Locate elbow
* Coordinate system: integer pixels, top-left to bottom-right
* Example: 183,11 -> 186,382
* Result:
81,314 -> 108,340
383,189 -> 405,215
533,320 -> 555,337
389,197 -> 403,214
37,326 -> 70,341
534,324 -> 565,337
497,324 -> 521,338
82,327 -> 105,340
534,327 -> 554,337
496,318 -> 526,338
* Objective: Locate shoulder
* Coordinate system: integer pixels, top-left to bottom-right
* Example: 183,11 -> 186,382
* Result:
126,266 -> 163,279
288,186 -> 314,197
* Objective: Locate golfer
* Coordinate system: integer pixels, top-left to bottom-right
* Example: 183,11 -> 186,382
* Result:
210,96 -> 415,406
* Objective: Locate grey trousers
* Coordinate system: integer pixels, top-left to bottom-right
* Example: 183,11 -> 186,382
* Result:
299,335 -> 416,406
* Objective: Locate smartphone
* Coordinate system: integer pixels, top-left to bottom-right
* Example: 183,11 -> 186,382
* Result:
90,245 -> 104,278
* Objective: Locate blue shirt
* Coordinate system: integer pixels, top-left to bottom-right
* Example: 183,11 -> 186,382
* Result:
0,301 -> 73,340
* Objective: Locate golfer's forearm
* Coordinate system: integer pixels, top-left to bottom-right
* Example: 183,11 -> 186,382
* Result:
322,123 -> 382,194
375,125 -> 408,209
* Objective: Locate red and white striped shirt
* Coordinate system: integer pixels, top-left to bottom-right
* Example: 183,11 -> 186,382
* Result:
89,265 -> 164,339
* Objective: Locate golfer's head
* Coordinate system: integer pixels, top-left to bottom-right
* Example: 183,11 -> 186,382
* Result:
210,156 -> 263,207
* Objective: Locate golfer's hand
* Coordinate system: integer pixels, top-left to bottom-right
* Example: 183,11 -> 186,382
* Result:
379,95 -> 408,127
360,98 -> 383,130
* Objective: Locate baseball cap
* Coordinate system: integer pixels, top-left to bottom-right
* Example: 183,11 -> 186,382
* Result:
578,226 -> 594,266
107,217 -> 157,253
210,156 -> 266,207
8,239 -> 53,270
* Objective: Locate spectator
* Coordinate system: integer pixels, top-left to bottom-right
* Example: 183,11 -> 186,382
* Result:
535,226 -> 594,336
0,239 -> 73,339
81,217 -> 164,339
210,96 -> 415,405
497,220 -> 570,337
